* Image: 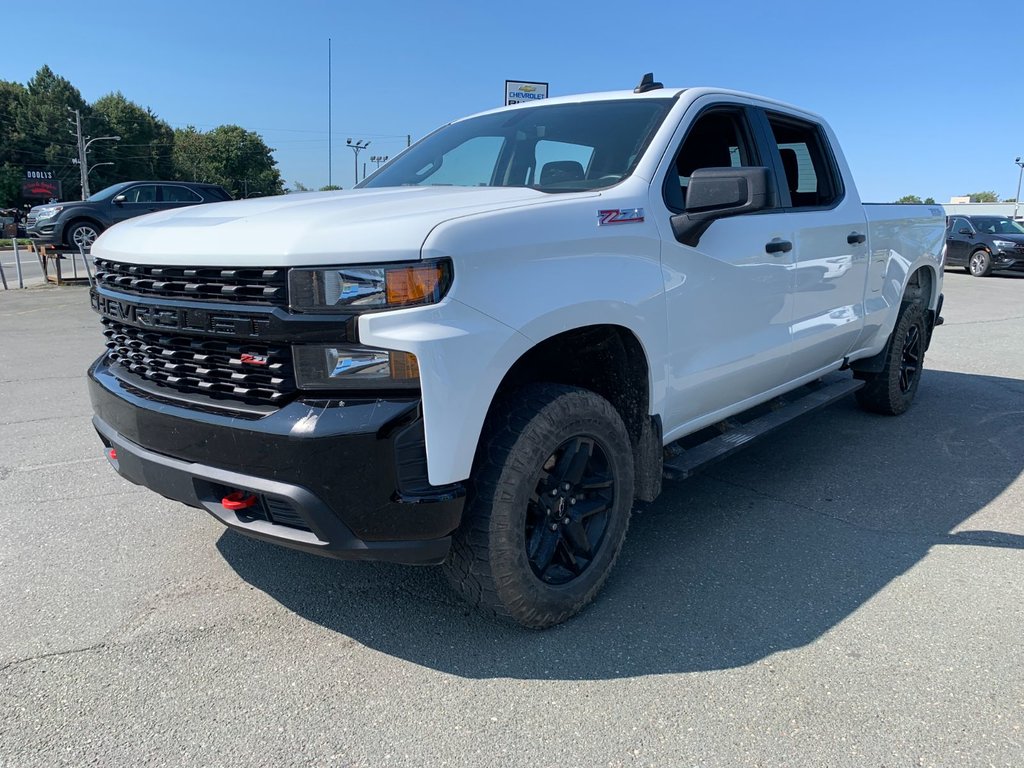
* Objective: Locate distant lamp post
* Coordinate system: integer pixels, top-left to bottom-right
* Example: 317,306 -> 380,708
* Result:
370,154 -> 389,173
87,161 -> 114,178
1014,157 -> 1024,220
80,138 -> 119,198
347,138 -> 370,186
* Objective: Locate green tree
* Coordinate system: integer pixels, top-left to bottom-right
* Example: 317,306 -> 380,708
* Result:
88,92 -> 174,190
14,66 -> 89,199
172,124 -> 284,198
320,184 -> 343,191
895,195 -> 922,204
966,191 -> 999,203
924,197 -> 936,204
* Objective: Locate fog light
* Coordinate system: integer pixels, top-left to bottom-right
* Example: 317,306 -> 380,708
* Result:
293,345 -> 419,390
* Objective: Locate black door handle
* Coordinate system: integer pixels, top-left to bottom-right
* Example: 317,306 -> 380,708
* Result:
765,238 -> 792,254
847,232 -> 866,244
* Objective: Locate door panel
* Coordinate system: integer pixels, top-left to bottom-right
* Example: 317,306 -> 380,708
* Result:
788,201 -> 869,372
760,111 -> 868,373
110,185 -> 159,224
659,215 -> 794,431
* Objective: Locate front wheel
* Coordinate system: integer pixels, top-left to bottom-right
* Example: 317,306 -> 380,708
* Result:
968,249 -> 992,277
445,383 -> 634,629
67,221 -> 102,251
855,302 -> 927,416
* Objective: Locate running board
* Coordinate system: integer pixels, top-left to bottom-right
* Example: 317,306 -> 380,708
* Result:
662,374 -> 865,482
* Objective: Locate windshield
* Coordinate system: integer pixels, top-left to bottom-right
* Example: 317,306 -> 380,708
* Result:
86,182 -> 131,202
972,217 -> 1024,235
362,99 -> 674,193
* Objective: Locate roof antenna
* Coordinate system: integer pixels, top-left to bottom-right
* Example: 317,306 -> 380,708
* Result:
634,72 -> 663,93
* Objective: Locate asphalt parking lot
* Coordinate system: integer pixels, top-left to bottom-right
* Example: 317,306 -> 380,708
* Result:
1,270 -> 1021,767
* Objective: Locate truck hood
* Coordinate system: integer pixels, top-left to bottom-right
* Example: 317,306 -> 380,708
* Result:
92,186 -> 558,266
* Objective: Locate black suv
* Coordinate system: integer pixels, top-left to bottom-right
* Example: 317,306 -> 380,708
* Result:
945,215 -> 1024,277
26,181 -> 232,250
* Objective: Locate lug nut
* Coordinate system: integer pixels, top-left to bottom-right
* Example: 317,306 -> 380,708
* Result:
569,497 -> 576,505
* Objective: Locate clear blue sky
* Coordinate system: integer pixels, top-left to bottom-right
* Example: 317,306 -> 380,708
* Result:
3,0 -> 1023,201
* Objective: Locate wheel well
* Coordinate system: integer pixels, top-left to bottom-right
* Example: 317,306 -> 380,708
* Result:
490,325 -> 662,501
904,265 -> 935,308
495,325 -> 648,440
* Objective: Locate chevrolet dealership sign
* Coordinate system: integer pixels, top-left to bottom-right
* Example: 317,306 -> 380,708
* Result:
505,80 -> 549,106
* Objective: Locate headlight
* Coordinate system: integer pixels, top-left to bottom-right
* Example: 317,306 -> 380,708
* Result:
992,239 -> 1016,250
293,345 -> 419,389
289,259 -> 452,313
35,206 -> 63,220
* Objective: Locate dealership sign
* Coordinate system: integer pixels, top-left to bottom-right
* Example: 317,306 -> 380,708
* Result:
505,80 -> 548,106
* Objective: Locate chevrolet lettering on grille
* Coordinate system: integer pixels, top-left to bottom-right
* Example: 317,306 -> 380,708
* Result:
91,292 -> 271,337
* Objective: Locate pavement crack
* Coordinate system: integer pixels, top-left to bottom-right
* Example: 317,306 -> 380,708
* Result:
0,642 -> 107,675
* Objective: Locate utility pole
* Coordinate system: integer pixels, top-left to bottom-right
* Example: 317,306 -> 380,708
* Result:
69,108 -> 120,199
328,38 -> 332,188
1014,157 -> 1024,221
346,138 -> 369,187
72,109 -> 88,200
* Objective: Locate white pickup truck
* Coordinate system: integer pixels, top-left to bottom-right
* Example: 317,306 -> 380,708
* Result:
88,76 -> 945,628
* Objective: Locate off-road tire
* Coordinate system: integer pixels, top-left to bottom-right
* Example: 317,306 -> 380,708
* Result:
855,301 -> 927,416
444,383 -> 634,629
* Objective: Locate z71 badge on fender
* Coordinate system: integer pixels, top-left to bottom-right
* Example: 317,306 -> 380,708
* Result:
597,208 -> 645,226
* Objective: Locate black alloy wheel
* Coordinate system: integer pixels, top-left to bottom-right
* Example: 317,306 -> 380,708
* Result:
898,322 -> 922,393
526,436 -> 615,585
855,300 -> 928,416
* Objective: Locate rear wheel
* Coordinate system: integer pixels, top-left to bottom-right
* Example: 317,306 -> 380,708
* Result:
445,383 -> 634,629
67,221 -> 102,251
855,302 -> 927,416
968,249 -> 992,277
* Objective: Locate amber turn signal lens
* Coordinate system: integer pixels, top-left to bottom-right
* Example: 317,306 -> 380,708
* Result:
385,265 -> 444,306
389,351 -> 420,381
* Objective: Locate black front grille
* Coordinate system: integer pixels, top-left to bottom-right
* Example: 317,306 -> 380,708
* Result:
94,259 -> 288,306
102,318 -> 295,406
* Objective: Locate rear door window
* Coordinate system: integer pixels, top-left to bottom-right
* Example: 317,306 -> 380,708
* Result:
160,185 -> 203,203
764,114 -> 842,209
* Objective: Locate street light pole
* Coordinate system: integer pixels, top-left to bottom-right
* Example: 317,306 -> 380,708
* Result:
1014,157 -> 1024,221
346,138 -> 370,187
78,134 -> 121,198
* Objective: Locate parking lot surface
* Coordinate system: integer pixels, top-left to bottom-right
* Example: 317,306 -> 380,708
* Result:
1,272 -> 1021,767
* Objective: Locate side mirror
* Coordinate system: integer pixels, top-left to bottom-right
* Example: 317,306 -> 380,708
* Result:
958,228 -> 972,235
113,194 -> 126,205
671,166 -> 771,247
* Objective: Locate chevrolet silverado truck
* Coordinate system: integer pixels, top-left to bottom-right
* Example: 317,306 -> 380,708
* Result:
88,76 -> 945,628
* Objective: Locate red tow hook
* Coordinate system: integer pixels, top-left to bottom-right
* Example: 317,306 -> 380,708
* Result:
222,490 -> 258,511
108,448 -> 118,461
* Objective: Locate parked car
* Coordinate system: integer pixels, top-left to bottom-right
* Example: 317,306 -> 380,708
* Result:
26,181 -> 232,250
945,215 -> 1024,276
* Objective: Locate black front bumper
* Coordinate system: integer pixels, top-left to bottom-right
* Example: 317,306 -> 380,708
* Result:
88,357 -> 465,564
